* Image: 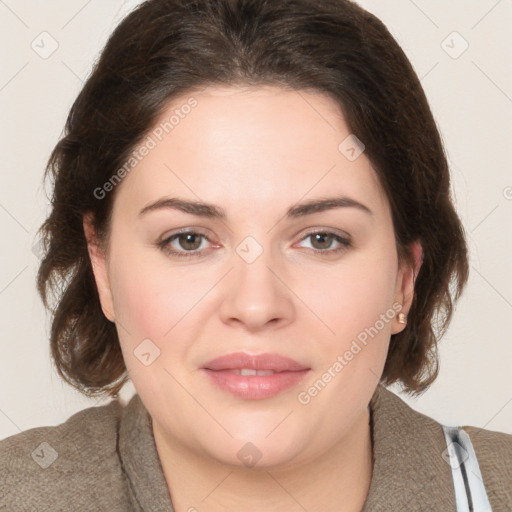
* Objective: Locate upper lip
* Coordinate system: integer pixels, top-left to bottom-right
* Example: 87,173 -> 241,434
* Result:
202,352 -> 310,372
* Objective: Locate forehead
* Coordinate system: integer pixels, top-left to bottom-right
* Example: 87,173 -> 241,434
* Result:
112,85 -> 387,220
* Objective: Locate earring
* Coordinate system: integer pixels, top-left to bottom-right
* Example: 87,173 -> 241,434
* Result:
397,312 -> 407,324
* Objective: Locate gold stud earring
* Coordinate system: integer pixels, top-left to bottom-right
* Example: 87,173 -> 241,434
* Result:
397,312 -> 407,324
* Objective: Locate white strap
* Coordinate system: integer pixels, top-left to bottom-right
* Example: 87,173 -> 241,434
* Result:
442,424 -> 493,512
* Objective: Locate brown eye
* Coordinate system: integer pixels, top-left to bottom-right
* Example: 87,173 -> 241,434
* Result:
297,231 -> 352,255
310,233 -> 335,250
158,231 -> 211,258
176,233 -> 203,251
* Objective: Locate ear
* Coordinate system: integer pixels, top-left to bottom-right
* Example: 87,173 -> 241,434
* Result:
391,240 -> 423,334
83,212 -> 115,322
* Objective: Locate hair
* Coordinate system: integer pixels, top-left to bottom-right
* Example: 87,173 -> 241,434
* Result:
36,0 -> 469,399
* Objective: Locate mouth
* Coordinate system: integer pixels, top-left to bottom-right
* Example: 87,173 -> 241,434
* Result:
202,352 -> 310,372
201,352 -> 311,400
218,369 -> 280,376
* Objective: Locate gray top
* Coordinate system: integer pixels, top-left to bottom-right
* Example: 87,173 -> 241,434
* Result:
1,385 -> 511,511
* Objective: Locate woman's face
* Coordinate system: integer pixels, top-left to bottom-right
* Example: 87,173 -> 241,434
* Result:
85,85 -> 419,470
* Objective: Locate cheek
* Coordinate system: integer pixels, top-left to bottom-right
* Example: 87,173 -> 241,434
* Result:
295,252 -> 398,419
107,253 -> 194,392
110,261 -> 167,339
107,244 -> 218,380
108,243 -> 203,338
299,251 -> 398,345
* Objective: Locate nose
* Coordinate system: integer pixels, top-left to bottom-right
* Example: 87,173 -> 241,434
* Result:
218,241 -> 295,332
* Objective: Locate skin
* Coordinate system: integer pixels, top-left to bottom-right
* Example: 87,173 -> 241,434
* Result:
84,85 -> 423,512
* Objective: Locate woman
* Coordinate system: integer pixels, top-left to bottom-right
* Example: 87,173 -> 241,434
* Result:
1,0 -> 510,510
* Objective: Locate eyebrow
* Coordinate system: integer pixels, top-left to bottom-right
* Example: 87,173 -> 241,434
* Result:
138,195 -> 373,219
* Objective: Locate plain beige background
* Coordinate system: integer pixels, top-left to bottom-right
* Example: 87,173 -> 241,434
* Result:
0,0 -> 511,441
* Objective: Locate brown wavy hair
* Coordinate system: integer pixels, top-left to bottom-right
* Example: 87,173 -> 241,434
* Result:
36,0 -> 469,398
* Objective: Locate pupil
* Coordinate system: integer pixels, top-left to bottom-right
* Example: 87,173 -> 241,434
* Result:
313,233 -> 332,249
177,233 -> 333,251
181,234 -> 201,250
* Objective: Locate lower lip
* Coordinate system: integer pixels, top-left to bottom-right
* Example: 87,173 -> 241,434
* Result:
201,369 -> 311,400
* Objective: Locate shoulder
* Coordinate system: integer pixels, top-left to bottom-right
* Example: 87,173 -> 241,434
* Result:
0,398 -> 132,511
463,422 -> 512,464
462,424 -> 512,507
462,422 -> 512,454
371,386 -> 512,508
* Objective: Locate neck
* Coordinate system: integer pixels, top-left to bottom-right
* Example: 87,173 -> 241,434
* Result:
153,407 -> 374,512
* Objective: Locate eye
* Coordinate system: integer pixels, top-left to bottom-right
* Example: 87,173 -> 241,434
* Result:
157,229 -> 352,259
158,230 -> 212,258
297,231 -> 351,255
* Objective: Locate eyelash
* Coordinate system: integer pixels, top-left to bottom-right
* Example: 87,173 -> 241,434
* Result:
157,229 -> 352,259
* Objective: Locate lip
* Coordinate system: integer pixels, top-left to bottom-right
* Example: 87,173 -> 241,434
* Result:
202,352 -> 309,372
201,352 -> 311,400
